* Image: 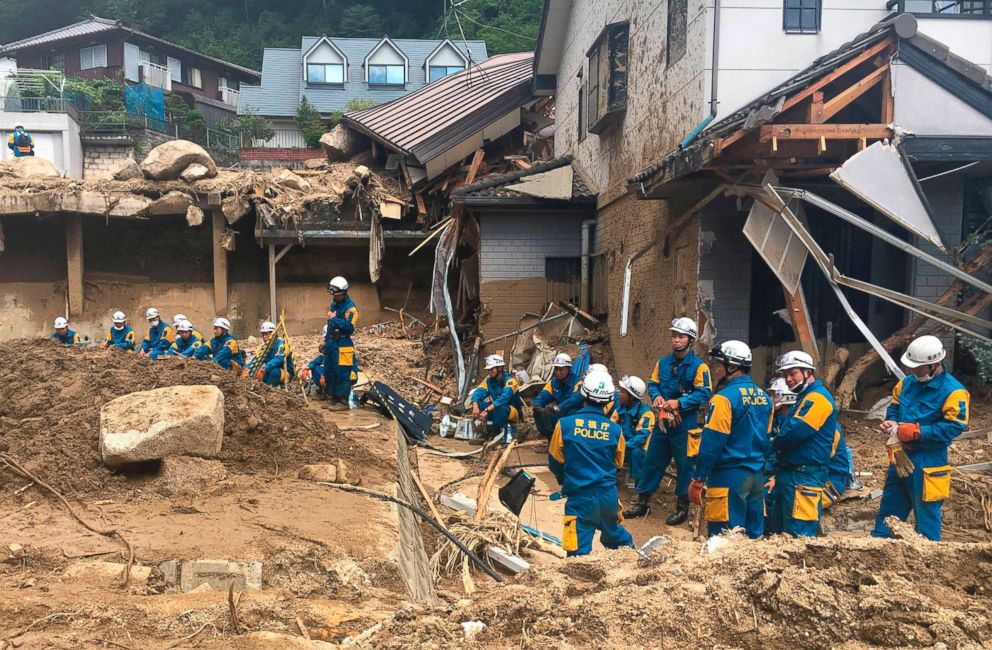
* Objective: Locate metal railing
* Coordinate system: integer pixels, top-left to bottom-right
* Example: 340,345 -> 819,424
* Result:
78,110 -> 176,136
219,86 -> 240,107
140,61 -> 173,91
0,95 -> 79,121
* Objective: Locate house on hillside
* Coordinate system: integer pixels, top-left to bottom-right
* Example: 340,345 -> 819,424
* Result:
535,0 -> 992,396
238,36 -> 487,155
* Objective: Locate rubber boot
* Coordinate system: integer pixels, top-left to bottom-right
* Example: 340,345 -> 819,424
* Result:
623,493 -> 652,519
666,497 -> 690,526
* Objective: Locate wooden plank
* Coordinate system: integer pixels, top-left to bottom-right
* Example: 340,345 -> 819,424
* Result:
66,215 -> 84,318
783,284 -> 820,361
415,193 -> 427,215
399,157 -> 413,188
808,91 -> 824,123
512,159 -> 531,170
758,123 -> 892,142
212,208 -> 228,315
819,64 -> 889,122
881,67 -> 894,123
466,149 -> 485,185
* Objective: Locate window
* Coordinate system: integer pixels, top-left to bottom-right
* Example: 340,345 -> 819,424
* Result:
40,54 -> 64,73
183,66 -> 202,88
307,63 -> 345,84
585,21 -> 629,135
428,65 -> 464,82
667,0 -> 687,66
168,57 -> 182,83
369,64 -> 405,85
80,44 -> 107,70
899,0 -> 990,15
784,0 -> 822,33
219,76 -> 239,90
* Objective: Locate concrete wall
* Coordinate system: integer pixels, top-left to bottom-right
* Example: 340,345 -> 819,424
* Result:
0,112 -> 82,177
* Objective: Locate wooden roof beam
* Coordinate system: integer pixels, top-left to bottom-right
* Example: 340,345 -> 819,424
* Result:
818,64 -> 889,123
758,123 -> 892,142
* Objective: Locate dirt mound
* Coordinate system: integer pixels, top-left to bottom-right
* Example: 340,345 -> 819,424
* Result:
367,533 -> 992,648
0,339 -> 376,496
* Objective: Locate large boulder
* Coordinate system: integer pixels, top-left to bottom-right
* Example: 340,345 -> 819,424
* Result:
141,140 -> 218,181
148,191 -> 193,216
110,159 -> 142,181
100,385 -> 224,465
0,156 -> 60,178
319,124 -> 364,162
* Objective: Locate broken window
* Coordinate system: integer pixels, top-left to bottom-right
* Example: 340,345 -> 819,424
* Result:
546,257 -> 582,306
585,21 -> 628,135
307,63 -> 345,84
783,0 -> 821,34
667,0 -> 687,66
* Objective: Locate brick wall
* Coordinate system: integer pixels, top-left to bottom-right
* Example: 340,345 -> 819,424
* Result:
698,202 -> 752,343
82,143 -> 133,180
240,148 -> 325,161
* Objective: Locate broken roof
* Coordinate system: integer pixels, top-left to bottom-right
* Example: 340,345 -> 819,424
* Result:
0,16 -> 260,79
343,52 -> 534,173
452,155 -> 596,206
629,13 -> 992,191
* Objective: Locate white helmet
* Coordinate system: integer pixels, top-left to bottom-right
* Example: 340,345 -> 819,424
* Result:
212,317 -> 231,331
551,353 -> 572,369
54,316 -> 69,329
581,370 -> 615,403
587,363 -> 609,376
327,276 -> 349,295
710,340 -> 752,369
260,321 -> 276,334
776,350 -> 816,373
112,311 -> 126,324
901,335 -> 946,368
145,307 -> 160,320
176,320 -> 194,333
670,317 -> 698,339
321,324 -> 328,337
484,354 -> 506,370
619,375 -> 647,401
768,378 -> 798,405
172,313 -> 188,326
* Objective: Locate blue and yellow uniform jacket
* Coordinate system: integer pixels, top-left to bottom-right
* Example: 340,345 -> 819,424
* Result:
827,425 -> 853,477
259,336 -> 295,377
104,325 -> 136,351
326,296 -> 358,346
647,350 -> 712,419
8,131 -> 33,156
774,379 -> 837,467
548,405 -> 626,495
141,321 -> 175,355
692,375 -> 772,481
765,409 -> 789,475
887,371 -> 969,453
168,331 -> 204,357
534,372 -> 582,414
614,400 -> 656,452
52,329 -> 81,346
470,373 -> 524,412
194,332 -> 245,370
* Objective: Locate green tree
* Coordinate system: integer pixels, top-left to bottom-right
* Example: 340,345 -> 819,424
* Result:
296,96 -> 327,148
338,4 -> 382,37
218,107 -> 276,146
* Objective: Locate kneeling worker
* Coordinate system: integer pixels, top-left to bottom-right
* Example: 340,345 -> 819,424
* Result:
167,320 -> 202,357
532,353 -> 583,438
689,341 -> 770,539
548,369 -> 634,556
51,317 -> 81,346
471,354 -> 523,440
254,321 -> 295,387
195,317 -> 245,373
100,311 -> 136,352
139,308 -> 175,360
872,335 -> 969,541
614,375 -> 655,486
301,325 -> 328,394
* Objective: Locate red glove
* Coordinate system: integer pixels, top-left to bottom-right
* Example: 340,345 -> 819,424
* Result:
255,369 -> 264,381
896,422 -> 920,443
319,374 -> 326,389
688,479 -> 705,506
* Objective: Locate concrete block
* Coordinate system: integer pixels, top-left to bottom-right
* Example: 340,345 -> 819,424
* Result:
179,559 -> 262,592
487,547 -> 530,574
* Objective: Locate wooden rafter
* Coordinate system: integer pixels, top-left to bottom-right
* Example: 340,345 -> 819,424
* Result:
818,64 -> 889,123
758,123 -> 892,142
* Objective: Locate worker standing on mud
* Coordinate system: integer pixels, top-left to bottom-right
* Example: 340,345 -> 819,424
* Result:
548,369 -> 634,556
471,354 -> 524,441
625,317 -> 712,526
614,375 -> 655,487
139,308 -> 175,360
321,276 -> 359,405
99,311 -> 136,352
167,320 -> 202,357
688,341 -> 770,539
51,317 -> 81,346
195,317 -> 246,373
254,321 -> 295,387
532,353 -> 583,438
768,351 -> 836,537
872,335 -> 970,541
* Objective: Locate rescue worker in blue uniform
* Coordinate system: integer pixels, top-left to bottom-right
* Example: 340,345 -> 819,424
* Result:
689,340 -> 771,539
614,375 -> 655,486
321,276 -> 359,404
100,311 -> 136,352
532,353 -> 583,438
625,317 -> 712,526
823,426 -> 854,509
8,125 -> 34,157
768,350 -> 837,537
764,378 -> 797,532
872,335 -> 970,541
194,317 -> 246,372
253,321 -> 295,387
139,307 -> 175,360
167,320 -> 202,357
51,316 -> 81,346
548,369 -> 634,556
302,325 -> 327,395
471,354 -> 524,440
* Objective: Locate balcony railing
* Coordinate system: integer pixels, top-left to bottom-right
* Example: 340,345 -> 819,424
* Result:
219,86 -> 240,107
887,0 -> 992,16
140,61 -> 173,91
0,95 -> 79,121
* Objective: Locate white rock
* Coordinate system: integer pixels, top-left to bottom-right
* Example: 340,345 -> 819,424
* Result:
62,561 -> 151,585
141,140 -> 217,181
180,163 -> 211,182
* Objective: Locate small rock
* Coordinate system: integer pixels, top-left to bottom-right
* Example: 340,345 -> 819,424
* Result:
179,559 -> 262,592
461,621 -> 486,640
7,543 -> 25,559
274,168 -> 311,192
303,158 -> 327,170
187,582 -> 212,593
353,165 -> 370,180
222,194 -> 250,224
63,561 -> 152,585
110,159 -> 142,181
298,464 -> 337,483
156,456 -> 227,497
334,458 -> 360,485
180,163 -> 211,182
186,204 -> 204,227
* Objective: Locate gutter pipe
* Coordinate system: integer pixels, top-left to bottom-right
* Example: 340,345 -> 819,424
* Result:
678,0 -> 721,151
580,219 -> 597,311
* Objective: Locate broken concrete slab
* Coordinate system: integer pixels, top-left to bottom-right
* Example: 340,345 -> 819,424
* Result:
156,456 -> 227,497
222,194 -> 251,224
141,140 -> 218,181
62,560 -> 152,585
148,191 -> 193,216
60,191 -> 153,217
100,385 -> 224,465
320,124 -> 365,162
110,159 -> 142,181
487,547 -> 530,574
180,163 -> 211,183
0,156 -> 61,178
178,559 -> 262,592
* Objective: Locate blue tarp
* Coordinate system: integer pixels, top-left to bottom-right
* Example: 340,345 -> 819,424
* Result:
125,83 -> 166,130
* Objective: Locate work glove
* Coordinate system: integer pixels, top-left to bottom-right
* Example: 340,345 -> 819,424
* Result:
533,406 -> 549,418
688,479 -> 705,506
885,434 -> 916,478
255,369 -> 265,381
301,368 -> 311,381
319,374 -> 326,389
896,422 -> 921,443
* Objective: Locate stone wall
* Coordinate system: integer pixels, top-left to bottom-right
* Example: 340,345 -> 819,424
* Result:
82,143 -> 134,180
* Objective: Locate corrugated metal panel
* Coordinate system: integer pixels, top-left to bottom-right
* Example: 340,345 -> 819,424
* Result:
0,17 -> 118,52
345,52 -> 534,163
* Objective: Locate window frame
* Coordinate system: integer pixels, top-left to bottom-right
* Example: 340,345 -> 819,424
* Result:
368,64 -> 405,86
428,65 -> 464,82
888,0 -> 992,17
306,62 -> 345,85
783,0 -> 823,34
584,20 -> 629,135
79,44 -> 107,70
183,66 -> 203,89
41,53 -> 65,73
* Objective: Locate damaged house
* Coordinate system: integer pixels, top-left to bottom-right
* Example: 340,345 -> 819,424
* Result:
535,0 -> 992,402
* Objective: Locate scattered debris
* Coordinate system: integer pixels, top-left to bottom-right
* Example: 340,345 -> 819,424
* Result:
0,156 -> 60,178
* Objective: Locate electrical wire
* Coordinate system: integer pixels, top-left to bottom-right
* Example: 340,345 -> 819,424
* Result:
453,7 -> 535,42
